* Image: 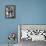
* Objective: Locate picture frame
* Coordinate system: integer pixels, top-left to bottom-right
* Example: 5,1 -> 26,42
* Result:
5,5 -> 16,18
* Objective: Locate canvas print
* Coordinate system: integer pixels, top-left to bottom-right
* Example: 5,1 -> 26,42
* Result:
18,25 -> 46,41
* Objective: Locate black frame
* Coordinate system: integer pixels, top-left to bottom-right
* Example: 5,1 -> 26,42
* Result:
5,5 -> 16,19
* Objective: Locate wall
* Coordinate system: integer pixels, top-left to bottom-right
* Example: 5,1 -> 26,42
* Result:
0,0 -> 46,44
0,0 -> 17,44
16,0 -> 46,24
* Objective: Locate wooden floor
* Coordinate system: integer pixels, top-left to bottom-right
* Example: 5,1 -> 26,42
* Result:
19,40 -> 46,46
0,41 -> 46,46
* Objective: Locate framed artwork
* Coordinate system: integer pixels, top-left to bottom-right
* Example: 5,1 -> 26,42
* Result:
5,5 -> 16,18
18,24 -> 46,41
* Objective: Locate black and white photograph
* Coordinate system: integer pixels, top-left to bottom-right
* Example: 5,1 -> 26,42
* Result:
5,5 -> 16,18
